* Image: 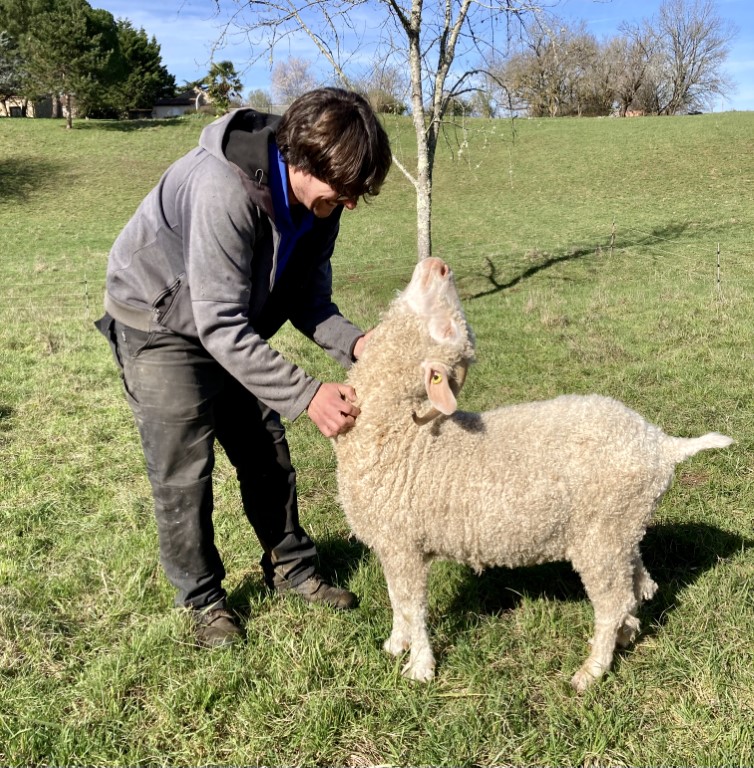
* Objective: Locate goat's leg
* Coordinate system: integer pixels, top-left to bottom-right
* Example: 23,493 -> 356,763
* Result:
632,548 -> 658,602
572,560 -> 637,692
615,547 -> 657,648
378,550 -> 434,682
383,578 -> 411,656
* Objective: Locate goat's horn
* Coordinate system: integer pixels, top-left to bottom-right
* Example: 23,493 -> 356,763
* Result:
412,406 -> 441,426
451,360 -> 468,395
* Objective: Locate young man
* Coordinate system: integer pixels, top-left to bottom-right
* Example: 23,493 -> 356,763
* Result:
96,88 -> 392,647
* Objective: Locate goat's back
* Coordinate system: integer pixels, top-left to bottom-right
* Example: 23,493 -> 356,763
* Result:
338,394 -> 709,571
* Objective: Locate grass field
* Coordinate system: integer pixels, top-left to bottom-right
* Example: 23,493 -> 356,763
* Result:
1,110 -> 753,766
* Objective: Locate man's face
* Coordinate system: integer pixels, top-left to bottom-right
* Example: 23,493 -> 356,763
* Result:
288,166 -> 358,218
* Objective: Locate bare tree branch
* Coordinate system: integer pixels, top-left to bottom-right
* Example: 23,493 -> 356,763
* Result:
215,0 -> 541,259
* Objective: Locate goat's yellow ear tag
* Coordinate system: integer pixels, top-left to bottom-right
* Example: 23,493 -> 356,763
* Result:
423,362 -> 457,415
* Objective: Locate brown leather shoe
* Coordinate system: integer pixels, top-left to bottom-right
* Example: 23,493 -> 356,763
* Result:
280,575 -> 358,610
194,606 -> 244,648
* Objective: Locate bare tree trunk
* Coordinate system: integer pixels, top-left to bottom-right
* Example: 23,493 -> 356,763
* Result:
406,2 -> 432,262
405,0 -> 473,261
219,0 -> 524,262
410,71 -> 432,260
65,92 -> 73,129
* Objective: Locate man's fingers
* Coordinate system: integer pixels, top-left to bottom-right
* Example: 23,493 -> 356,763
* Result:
338,384 -> 357,402
319,413 -> 355,438
338,399 -> 360,418
307,382 -> 361,437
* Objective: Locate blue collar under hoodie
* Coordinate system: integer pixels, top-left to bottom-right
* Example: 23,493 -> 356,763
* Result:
267,142 -> 314,283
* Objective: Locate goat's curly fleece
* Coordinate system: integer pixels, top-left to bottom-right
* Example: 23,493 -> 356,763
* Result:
334,259 -> 732,689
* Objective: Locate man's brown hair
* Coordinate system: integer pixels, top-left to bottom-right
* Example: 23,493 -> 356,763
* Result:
276,88 -> 392,200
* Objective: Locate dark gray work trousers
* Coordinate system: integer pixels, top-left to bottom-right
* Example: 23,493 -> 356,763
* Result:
96,315 -> 317,610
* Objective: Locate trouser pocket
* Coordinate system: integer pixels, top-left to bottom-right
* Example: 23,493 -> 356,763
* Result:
94,313 -> 123,372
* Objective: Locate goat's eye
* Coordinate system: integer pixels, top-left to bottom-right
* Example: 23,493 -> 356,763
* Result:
431,372 -> 443,384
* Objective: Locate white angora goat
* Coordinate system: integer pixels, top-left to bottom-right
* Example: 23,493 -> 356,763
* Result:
334,257 -> 732,690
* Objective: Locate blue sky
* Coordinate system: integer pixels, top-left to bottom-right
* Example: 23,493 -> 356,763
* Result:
93,0 -> 754,111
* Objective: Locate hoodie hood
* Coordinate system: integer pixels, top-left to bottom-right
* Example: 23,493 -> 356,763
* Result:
199,108 -> 282,187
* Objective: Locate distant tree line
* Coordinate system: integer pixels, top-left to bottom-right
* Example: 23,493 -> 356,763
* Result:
485,0 -> 736,117
244,0 -> 735,120
0,0 -> 176,126
1,0 -> 735,132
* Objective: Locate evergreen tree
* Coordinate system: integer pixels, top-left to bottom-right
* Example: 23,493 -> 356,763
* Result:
4,0 -> 119,126
0,0 -> 37,42
0,30 -> 24,112
0,0 -> 178,122
113,20 -> 175,114
71,6 -> 126,118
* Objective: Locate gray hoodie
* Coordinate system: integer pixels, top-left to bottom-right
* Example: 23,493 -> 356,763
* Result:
104,108 -> 363,421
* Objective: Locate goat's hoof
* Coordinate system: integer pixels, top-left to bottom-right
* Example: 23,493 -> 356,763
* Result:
638,579 -> 658,602
383,635 -> 409,656
617,616 -> 641,648
402,659 -> 435,682
616,630 -> 633,649
571,660 -> 608,693
570,668 -> 596,693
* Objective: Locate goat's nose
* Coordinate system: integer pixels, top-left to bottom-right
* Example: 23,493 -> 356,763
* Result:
424,257 -> 449,277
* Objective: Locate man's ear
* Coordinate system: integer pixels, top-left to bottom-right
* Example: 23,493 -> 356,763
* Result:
422,361 -> 457,415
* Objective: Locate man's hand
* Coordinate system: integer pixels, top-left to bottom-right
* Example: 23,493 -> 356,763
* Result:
307,382 -> 360,437
353,329 -> 373,361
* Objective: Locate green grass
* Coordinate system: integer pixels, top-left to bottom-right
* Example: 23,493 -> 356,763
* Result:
1,110 -> 753,766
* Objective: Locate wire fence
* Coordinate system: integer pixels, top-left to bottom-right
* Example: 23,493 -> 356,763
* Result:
0,219 -> 748,326
0,219 -> 748,432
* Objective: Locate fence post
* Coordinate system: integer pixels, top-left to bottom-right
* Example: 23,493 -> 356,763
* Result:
716,243 -> 721,295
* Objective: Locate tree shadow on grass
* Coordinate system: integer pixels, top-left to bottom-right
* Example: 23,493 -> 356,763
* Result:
463,222 -> 692,301
0,157 -> 65,203
444,521 -> 751,635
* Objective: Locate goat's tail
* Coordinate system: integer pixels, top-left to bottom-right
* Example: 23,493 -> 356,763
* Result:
666,432 -> 734,463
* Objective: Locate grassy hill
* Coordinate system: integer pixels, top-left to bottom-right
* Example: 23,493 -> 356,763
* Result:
1,111 -> 752,765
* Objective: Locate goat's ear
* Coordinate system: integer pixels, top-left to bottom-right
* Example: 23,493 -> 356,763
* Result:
427,316 -> 462,345
422,361 -> 457,415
